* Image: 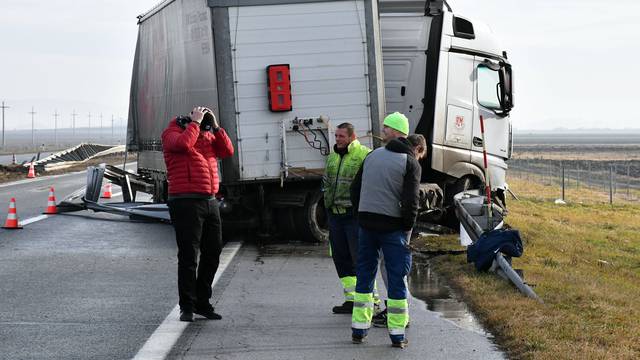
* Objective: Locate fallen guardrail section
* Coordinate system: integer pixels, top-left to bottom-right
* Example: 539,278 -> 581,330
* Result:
58,164 -> 170,222
455,191 -> 543,303
24,143 -> 126,171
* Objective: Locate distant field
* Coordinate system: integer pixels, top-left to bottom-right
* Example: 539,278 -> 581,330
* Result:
514,132 -> 640,145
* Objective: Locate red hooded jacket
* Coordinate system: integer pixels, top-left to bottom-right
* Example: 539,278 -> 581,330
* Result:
161,119 -> 234,196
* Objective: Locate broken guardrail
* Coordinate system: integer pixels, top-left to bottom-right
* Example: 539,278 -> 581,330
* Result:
24,143 -> 125,171
57,164 -> 170,222
454,191 -> 543,303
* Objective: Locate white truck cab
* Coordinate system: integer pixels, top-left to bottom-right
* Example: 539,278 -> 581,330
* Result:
380,0 -> 514,205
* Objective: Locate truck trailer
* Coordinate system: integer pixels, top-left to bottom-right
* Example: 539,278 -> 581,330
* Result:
127,0 -> 514,242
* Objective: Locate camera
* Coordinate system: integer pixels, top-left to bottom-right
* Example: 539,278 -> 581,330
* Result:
176,108 -> 217,131
176,115 -> 192,129
200,111 -> 215,132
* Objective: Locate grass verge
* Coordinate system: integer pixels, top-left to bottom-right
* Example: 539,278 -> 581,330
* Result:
415,178 -> 640,359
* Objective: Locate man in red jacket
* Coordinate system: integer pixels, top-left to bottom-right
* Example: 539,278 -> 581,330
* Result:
162,106 -> 234,322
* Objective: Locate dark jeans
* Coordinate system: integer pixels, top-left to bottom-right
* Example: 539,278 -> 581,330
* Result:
168,198 -> 223,312
328,212 -> 359,278
355,227 -> 411,300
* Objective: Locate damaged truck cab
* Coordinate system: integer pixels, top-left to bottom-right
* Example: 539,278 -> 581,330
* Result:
380,0 -> 514,208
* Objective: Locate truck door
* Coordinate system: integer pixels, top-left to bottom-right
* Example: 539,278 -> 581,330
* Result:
443,52 -> 475,152
472,57 -> 510,160
381,15 -> 430,133
382,52 -> 426,133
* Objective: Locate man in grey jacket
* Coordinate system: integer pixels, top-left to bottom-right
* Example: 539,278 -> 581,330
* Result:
349,130 -> 426,349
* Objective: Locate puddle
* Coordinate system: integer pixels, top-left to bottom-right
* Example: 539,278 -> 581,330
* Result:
408,259 -> 490,336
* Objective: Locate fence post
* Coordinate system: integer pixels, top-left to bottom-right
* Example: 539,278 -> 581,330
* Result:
627,164 -> 631,199
609,165 -> 613,205
562,163 -> 565,201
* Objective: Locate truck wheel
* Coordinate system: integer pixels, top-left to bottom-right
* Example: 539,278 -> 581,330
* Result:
294,190 -> 329,243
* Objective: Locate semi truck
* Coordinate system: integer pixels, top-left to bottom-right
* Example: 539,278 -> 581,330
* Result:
126,0 -> 514,242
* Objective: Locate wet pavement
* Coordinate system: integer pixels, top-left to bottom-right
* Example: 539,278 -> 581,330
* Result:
166,243 -> 504,359
408,258 -> 490,336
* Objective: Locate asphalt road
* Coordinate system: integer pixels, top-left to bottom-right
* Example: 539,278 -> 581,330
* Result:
0,164 -> 181,360
0,168 -> 504,359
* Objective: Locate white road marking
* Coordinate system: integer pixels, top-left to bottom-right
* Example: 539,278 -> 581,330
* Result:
19,215 -> 49,226
132,242 -> 243,360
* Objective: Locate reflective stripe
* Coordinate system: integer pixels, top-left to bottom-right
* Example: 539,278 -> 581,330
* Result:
340,276 -> 357,301
387,307 -> 408,314
354,302 -> 374,308
7,214 -> 17,220
352,292 -> 374,327
387,298 -> 409,330
388,328 -> 405,335
351,322 -> 371,330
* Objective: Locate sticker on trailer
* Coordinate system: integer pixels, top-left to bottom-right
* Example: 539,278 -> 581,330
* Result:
455,116 -> 465,129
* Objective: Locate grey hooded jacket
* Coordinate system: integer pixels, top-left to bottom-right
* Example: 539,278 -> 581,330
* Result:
350,137 -> 422,232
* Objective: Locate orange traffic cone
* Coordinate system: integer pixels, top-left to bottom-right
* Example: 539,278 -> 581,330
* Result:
44,187 -> 58,214
101,183 -> 112,199
2,198 -> 23,229
27,163 -> 36,178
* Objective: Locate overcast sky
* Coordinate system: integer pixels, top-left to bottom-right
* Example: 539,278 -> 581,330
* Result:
1,0 -> 639,131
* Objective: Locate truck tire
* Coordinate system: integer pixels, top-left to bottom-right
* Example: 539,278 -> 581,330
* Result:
294,190 -> 329,243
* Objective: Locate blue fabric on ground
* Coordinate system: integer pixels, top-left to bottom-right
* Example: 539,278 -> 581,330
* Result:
467,229 -> 523,271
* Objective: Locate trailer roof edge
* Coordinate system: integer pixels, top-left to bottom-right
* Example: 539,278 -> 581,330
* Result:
137,0 -> 176,24
207,0 -> 356,7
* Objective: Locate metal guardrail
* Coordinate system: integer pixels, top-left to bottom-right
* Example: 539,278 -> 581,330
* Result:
24,143 -> 126,171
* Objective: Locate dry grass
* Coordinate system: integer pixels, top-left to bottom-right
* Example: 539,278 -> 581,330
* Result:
513,145 -> 640,161
419,178 -> 640,359
507,174 -> 640,206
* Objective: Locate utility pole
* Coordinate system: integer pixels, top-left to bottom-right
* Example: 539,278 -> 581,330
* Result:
87,112 -> 92,142
71,110 -> 77,138
0,101 -> 9,148
111,114 -> 114,144
28,107 -> 37,149
53,110 -> 60,149
99,113 -> 103,141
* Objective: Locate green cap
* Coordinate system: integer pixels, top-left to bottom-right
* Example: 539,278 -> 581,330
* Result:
383,112 -> 409,135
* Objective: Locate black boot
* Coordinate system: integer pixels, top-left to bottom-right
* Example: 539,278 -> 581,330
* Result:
194,303 -> 222,320
179,310 -> 193,322
332,301 -> 354,314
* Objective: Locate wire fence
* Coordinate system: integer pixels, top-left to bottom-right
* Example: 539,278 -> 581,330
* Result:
508,159 -> 640,204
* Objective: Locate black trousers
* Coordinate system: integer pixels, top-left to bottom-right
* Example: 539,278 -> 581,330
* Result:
168,198 -> 223,312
